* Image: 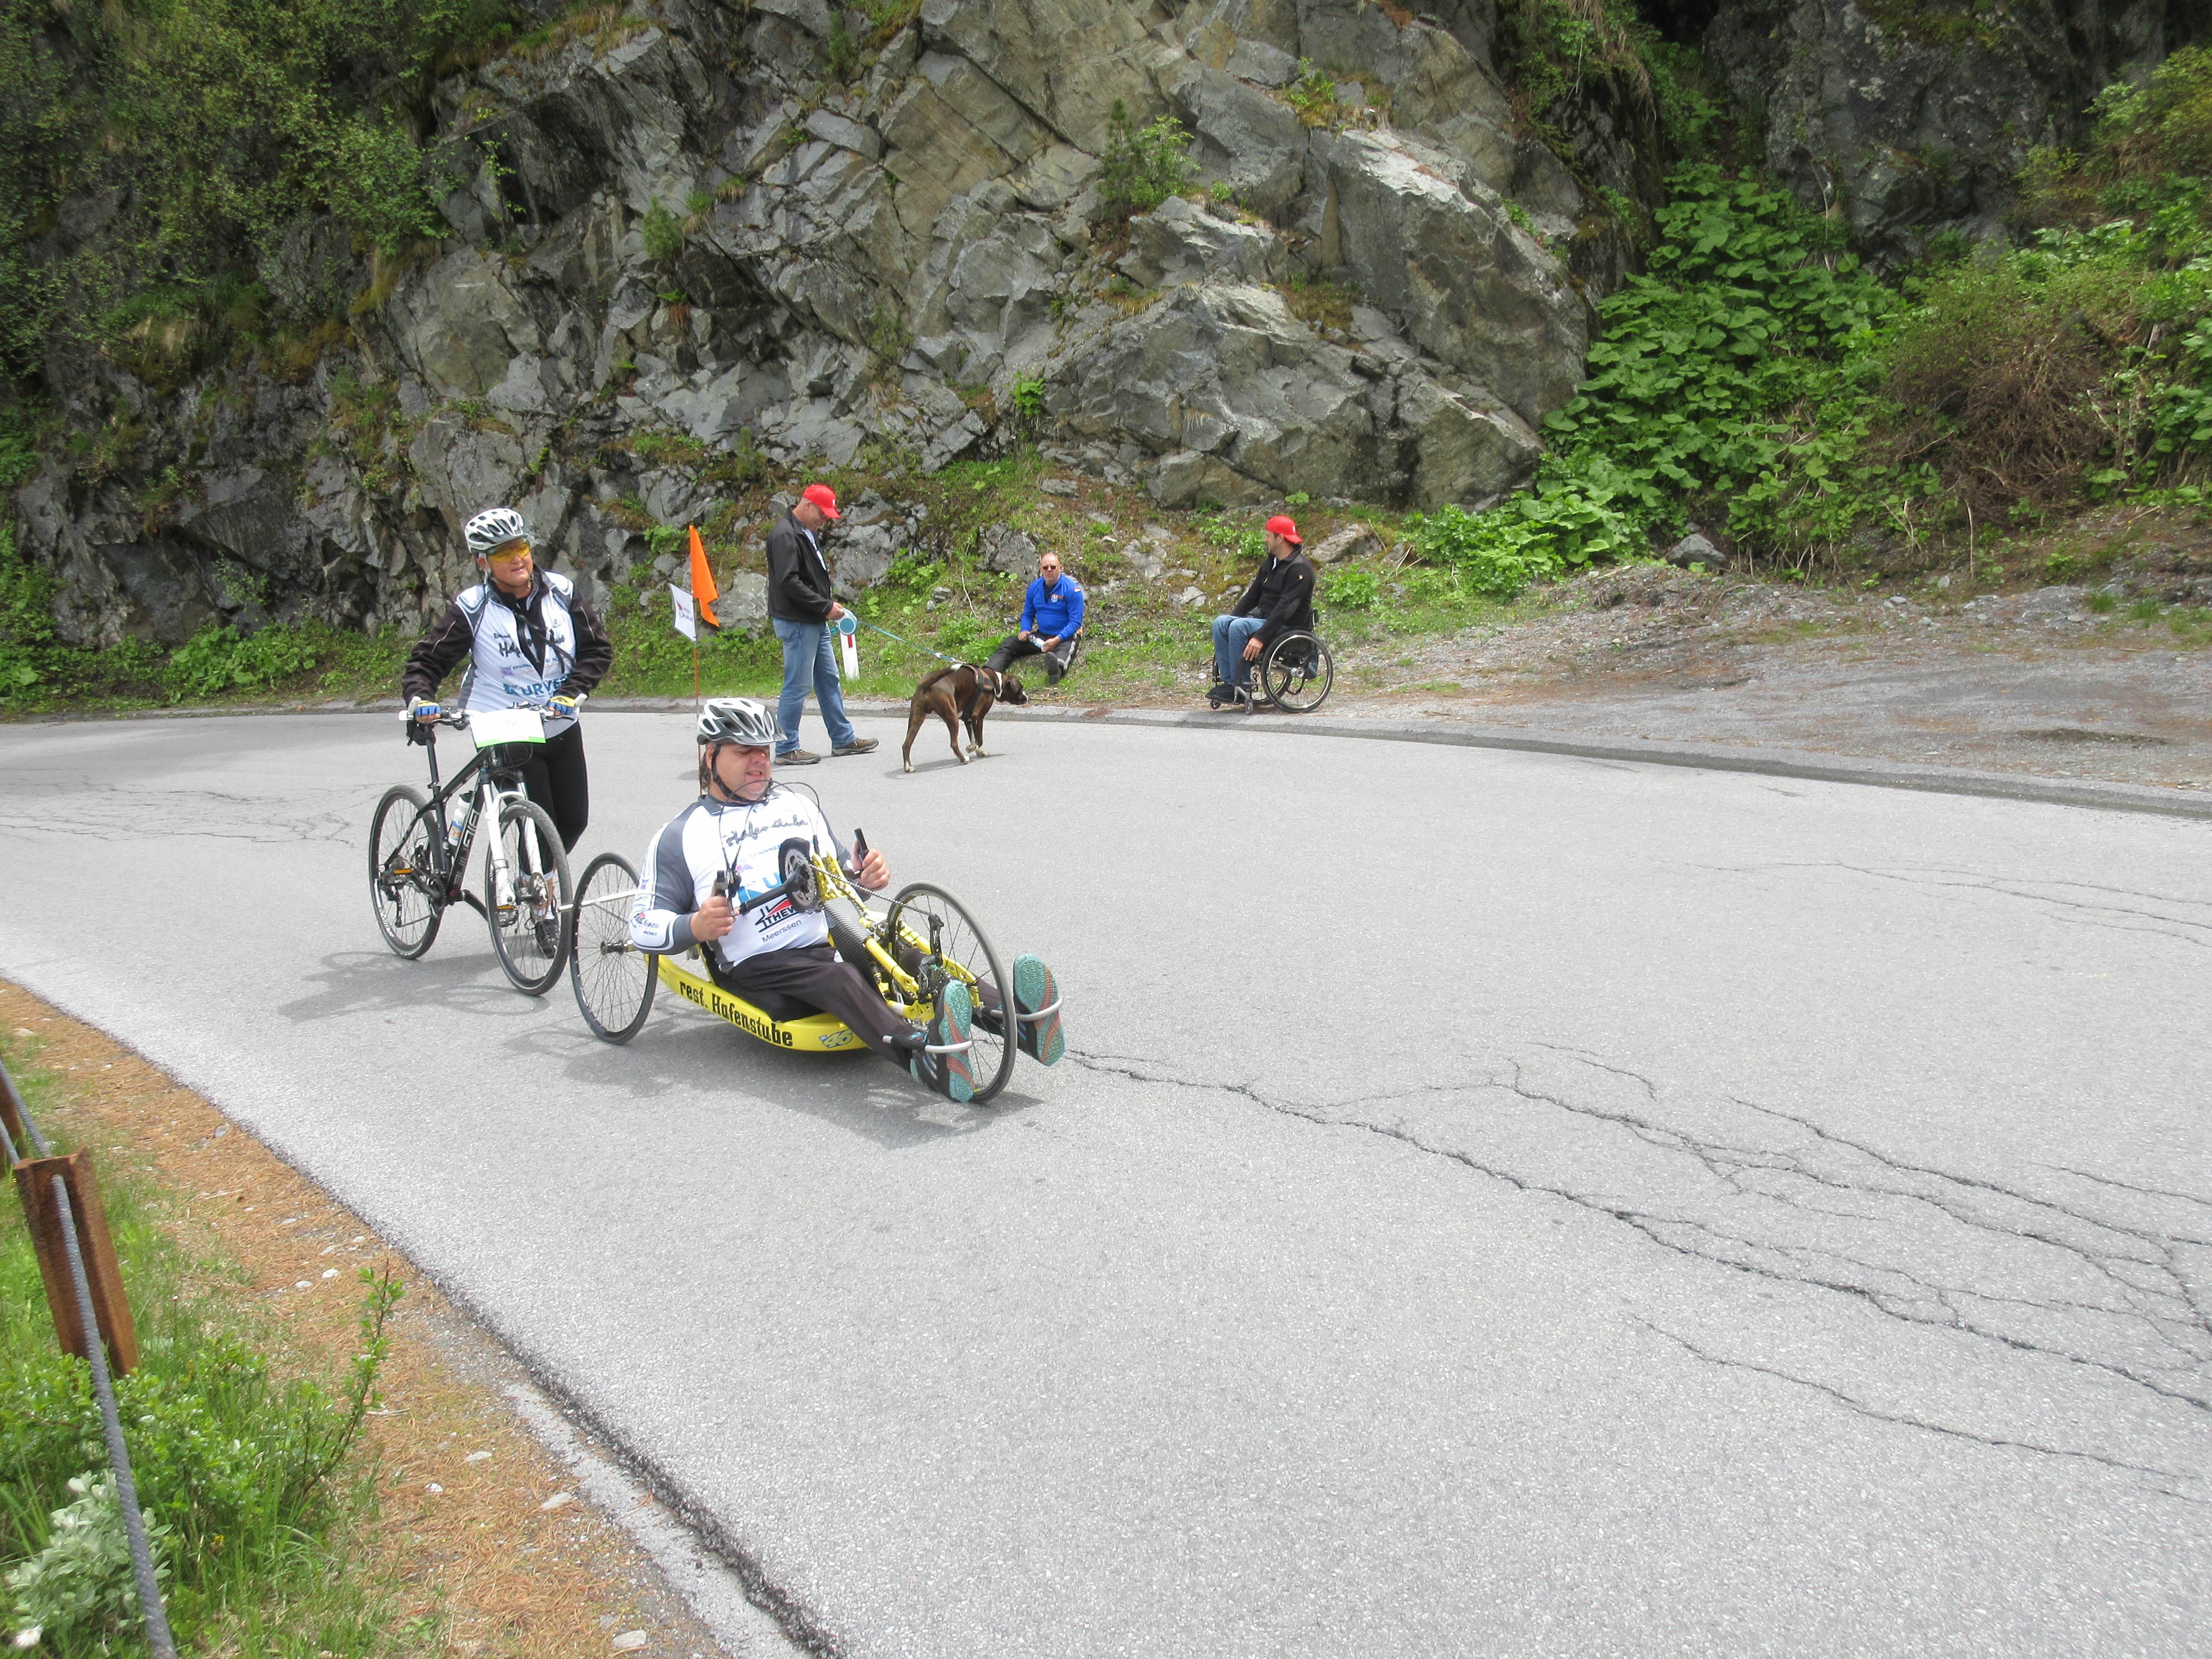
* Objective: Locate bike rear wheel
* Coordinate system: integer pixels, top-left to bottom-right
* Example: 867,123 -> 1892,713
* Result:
570,853 -> 655,1042
882,882 -> 1016,1104
369,785 -> 443,959
486,800 -> 573,995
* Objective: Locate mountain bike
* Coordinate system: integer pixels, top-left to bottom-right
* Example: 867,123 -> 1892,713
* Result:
367,705 -> 575,995
567,839 -> 1050,1105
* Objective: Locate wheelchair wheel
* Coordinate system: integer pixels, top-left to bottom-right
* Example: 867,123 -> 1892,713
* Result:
880,883 -> 1017,1104
570,853 -> 655,1043
1259,630 -> 1333,713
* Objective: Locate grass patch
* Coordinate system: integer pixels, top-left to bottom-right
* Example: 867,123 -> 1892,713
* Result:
0,1036 -> 416,1656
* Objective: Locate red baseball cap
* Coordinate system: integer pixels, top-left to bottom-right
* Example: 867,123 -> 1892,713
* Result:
1265,514 -> 1301,544
802,483 -> 841,520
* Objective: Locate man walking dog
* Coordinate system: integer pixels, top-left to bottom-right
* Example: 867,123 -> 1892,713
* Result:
1208,514 -> 1314,702
985,550 -> 1085,686
766,483 -> 878,765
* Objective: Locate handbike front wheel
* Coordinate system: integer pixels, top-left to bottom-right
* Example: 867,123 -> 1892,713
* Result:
570,853 -> 655,1042
369,785 -> 443,959
486,800 -> 573,995
882,882 -> 1016,1104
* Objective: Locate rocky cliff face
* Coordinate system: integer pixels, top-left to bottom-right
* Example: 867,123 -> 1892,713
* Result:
9,0 -> 2204,647
1704,0 -> 2211,264
15,0 -> 1605,647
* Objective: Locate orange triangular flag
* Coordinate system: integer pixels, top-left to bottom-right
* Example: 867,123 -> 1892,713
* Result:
687,525 -> 719,629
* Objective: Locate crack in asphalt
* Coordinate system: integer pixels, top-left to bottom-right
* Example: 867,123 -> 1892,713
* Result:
0,780 -> 370,845
1746,860 -> 2212,947
1064,1043 -> 2210,1481
1642,1322 -> 2208,1503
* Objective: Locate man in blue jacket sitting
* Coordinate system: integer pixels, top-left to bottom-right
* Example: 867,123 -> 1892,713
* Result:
985,549 -> 1086,685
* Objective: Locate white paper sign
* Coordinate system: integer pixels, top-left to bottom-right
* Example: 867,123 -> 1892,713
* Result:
669,584 -> 697,641
470,707 -> 546,748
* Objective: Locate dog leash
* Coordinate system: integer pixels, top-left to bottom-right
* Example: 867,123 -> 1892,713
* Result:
848,613 -> 973,670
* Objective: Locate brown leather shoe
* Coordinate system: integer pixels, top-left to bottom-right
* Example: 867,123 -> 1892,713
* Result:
775,748 -> 823,765
831,737 -> 879,756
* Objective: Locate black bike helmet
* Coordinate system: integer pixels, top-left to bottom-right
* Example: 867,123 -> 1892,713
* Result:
696,696 -> 780,748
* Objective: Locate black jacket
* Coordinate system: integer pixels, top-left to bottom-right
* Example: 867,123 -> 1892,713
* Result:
401,570 -> 612,703
1232,550 -> 1316,645
765,510 -> 835,623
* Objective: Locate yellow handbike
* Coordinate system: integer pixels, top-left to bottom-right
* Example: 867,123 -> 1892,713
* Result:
565,838 -> 1025,1103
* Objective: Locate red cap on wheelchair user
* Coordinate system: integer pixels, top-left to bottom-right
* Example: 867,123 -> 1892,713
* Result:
1266,514 -> 1301,543
802,483 -> 841,520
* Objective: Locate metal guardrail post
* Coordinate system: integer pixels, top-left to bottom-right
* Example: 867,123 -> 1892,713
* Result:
14,1151 -> 138,1375
3,1052 -> 172,1653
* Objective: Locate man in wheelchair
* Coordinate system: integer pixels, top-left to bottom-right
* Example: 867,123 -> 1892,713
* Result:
628,698 -> 1064,1100
1208,514 -> 1316,704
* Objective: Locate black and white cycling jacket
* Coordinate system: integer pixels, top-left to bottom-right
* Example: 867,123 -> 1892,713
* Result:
401,570 -> 612,737
628,786 -> 858,971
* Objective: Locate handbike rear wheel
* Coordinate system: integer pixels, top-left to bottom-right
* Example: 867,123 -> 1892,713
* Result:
369,785 -> 443,959
881,882 -> 1016,1104
570,853 -> 656,1042
486,800 -> 573,995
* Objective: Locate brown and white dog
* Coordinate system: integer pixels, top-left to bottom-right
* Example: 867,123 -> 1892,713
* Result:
901,664 -> 1026,772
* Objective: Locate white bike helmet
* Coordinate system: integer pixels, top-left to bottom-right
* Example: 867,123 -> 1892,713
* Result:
465,506 -> 531,558
697,696 -> 780,748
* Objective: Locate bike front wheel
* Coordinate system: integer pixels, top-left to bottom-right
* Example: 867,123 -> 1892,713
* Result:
882,882 -> 1016,1104
570,853 -> 655,1042
369,785 -> 444,959
486,800 -> 573,995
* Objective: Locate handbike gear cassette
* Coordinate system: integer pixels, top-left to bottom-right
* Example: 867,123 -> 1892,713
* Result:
777,838 -> 823,914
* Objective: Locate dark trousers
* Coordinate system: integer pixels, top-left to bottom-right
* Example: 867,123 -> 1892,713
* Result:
985,634 -> 1077,681
519,721 -> 589,851
721,943 -> 910,1057
720,942 -> 1006,1063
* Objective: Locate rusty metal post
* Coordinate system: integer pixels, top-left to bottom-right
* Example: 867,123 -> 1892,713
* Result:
15,1150 -> 138,1376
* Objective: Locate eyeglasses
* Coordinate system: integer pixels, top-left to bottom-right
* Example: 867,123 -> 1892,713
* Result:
486,541 -> 532,563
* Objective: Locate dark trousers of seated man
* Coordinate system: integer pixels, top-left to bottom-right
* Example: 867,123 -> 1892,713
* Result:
984,634 -> 1076,683
715,943 -> 1004,1061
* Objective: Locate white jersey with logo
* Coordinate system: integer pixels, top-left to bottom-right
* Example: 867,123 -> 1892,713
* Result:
628,786 -> 849,970
457,573 -> 582,737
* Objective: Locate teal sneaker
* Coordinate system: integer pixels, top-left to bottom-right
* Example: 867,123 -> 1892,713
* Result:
911,981 -> 975,1102
1012,955 -> 1063,1067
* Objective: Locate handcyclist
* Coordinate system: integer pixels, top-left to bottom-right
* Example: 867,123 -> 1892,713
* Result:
401,506 -> 613,850
627,697 -> 1064,1102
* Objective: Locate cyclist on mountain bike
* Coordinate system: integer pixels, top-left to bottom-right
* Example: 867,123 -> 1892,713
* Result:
627,697 -> 1065,1101
402,506 -> 613,851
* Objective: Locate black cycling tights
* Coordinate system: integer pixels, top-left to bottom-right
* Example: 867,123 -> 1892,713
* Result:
518,721 -> 590,851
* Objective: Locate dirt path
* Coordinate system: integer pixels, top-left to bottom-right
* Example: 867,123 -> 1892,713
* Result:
1311,567 -> 2212,789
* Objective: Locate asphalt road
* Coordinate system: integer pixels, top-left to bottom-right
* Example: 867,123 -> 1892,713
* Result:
2,710 -> 2206,1658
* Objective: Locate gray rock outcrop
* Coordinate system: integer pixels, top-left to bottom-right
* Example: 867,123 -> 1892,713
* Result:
11,0 -> 1608,646
1706,0 -> 2212,264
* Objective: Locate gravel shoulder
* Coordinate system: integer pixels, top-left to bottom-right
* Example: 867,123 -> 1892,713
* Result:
1304,568 -> 2212,790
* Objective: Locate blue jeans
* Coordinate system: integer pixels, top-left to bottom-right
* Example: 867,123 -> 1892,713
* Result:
772,617 -> 856,754
1212,614 -> 1268,688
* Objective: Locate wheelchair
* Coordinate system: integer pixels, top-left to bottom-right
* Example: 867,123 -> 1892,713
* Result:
1208,614 -> 1334,714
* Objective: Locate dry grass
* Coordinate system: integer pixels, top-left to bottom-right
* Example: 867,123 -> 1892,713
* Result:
0,981 -> 722,1659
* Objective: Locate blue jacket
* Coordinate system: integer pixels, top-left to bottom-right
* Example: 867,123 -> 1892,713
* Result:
1020,574 -> 1086,640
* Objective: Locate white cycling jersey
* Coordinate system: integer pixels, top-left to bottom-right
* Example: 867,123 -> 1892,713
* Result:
455,572 -> 582,736
629,786 -> 852,971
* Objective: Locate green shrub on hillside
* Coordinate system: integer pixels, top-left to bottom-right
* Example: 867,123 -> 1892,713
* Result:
1099,100 -> 1196,219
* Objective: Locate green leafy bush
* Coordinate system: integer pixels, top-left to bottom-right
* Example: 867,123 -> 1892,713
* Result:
641,199 -> 685,263
4,1471 -> 170,1648
165,622 -> 322,699
1319,565 -> 1380,609
1009,374 -> 1046,422
1098,100 -> 1196,219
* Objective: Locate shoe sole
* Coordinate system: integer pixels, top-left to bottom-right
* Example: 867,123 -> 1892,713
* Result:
1013,955 -> 1063,1067
911,982 -> 975,1102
